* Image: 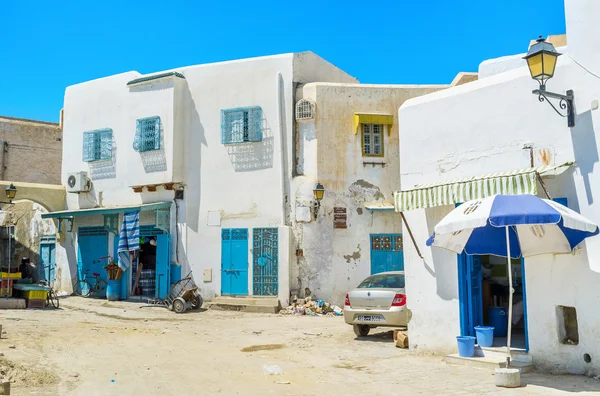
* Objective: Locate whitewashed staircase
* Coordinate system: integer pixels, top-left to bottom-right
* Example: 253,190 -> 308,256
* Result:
446,345 -> 534,373
208,296 -> 281,314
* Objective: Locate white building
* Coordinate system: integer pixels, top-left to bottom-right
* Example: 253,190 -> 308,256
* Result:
45,50 -> 473,310
395,0 -> 600,375
45,52 -> 356,305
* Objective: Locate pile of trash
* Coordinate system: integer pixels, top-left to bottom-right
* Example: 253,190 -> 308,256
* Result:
279,295 -> 343,317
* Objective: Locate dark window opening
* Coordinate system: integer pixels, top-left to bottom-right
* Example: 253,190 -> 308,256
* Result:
557,305 -> 579,345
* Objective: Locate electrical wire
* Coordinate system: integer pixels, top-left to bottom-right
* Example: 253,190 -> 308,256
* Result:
568,55 -> 600,81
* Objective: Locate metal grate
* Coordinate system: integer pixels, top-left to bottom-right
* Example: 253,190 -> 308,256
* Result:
253,228 -> 278,296
394,235 -> 404,251
78,226 -> 108,236
362,124 -> 384,156
232,229 -> 248,240
133,116 -> 161,152
139,226 -> 165,237
295,99 -> 315,120
371,234 -> 402,252
221,107 -> 262,144
83,128 -> 112,162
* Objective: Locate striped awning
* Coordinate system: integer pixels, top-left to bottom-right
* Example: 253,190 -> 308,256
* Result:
394,162 -> 573,212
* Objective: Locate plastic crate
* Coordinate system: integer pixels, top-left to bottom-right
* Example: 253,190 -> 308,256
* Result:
24,290 -> 48,300
26,299 -> 45,309
1,272 -> 21,279
0,279 -> 14,288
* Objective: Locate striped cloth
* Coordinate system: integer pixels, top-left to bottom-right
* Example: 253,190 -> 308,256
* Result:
117,211 -> 140,271
394,162 -> 573,212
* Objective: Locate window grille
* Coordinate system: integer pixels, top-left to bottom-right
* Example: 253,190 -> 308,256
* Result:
221,107 -> 262,144
83,128 -> 112,162
133,116 -> 161,152
295,99 -> 315,120
362,124 -> 384,156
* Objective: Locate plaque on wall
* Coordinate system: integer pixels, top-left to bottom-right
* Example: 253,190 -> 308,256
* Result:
333,207 -> 347,229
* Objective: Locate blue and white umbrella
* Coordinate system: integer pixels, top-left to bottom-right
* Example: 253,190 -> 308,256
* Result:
427,194 -> 598,258
426,194 -> 599,366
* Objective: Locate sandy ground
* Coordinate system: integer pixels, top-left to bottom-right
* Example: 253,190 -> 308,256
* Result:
0,298 -> 598,395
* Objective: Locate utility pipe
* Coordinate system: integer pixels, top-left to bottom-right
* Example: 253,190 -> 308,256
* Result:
276,72 -> 286,225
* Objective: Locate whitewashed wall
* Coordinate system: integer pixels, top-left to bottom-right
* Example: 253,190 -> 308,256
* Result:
400,0 -> 600,373
61,52 -> 356,305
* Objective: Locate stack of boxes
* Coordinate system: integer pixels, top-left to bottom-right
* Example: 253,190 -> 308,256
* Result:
23,289 -> 47,308
0,271 -> 21,298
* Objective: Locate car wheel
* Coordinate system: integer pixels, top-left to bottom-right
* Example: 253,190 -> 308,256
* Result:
353,324 -> 370,337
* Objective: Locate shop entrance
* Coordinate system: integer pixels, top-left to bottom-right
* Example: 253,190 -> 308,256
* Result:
113,226 -> 170,300
458,253 -> 529,351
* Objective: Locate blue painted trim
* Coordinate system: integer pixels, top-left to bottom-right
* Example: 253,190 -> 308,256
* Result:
521,257 -> 529,352
42,202 -> 171,219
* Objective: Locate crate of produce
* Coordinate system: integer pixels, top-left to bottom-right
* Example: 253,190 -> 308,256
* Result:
26,299 -> 45,309
24,290 -> 48,300
0,272 -> 21,279
0,279 -> 14,289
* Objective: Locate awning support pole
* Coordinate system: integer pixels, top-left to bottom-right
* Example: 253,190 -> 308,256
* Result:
400,212 -> 423,259
505,226 -> 514,368
536,172 -> 552,200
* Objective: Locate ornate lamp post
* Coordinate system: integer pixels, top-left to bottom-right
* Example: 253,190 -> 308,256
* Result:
312,182 -> 325,220
524,36 -> 575,127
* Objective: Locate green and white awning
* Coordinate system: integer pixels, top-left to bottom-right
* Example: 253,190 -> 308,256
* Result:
394,162 -> 573,212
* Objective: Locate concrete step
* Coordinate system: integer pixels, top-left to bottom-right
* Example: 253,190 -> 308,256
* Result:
445,354 -> 535,373
208,296 -> 281,314
475,345 -> 532,364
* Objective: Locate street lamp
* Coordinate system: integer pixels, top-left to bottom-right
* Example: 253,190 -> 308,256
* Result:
2,184 -> 17,297
524,36 -> 575,127
313,182 -> 325,220
5,184 -> 17,203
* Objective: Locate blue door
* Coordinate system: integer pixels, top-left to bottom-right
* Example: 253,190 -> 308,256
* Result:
253,228 -> 279,296
155,234 -> 171,299
113,235 -> 130,299
78,228 -> 109,284
458,253 -> 484,337
39,237 -> 56,283
370,234 -> 404,274
221,229 -> 248,295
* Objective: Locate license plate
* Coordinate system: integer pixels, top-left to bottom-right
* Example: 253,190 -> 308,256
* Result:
357,315 -> 384,322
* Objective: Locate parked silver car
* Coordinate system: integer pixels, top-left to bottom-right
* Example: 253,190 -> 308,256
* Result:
343,271 -> 408,337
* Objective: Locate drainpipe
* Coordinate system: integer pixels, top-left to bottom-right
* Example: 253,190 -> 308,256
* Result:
276,72 -> 286,225
1,142 -> 8,180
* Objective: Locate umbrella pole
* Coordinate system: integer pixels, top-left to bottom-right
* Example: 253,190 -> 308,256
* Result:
505,226 -> 513,368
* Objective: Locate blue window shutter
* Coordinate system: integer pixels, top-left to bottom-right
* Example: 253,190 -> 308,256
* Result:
83,131 -> 95,162
100,129 -> 112,160
134,116 -> 161,152
221,107 -> 262,145
153,117 -> 161,150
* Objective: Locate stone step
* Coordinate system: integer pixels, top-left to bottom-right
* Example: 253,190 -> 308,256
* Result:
475,345 -> 533,364
445,354 -> 535,373
208,296 -> 281,314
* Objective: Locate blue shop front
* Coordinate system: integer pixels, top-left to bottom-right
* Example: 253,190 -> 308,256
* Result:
42,202 -> 180,300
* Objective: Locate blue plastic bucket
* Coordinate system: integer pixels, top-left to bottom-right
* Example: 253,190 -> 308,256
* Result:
475,326 -> 495,347
107,279 -> 121,301
488,307 -> 508,337
456,336 -> 476,357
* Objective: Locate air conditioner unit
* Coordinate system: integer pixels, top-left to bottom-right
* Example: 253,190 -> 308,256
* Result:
66,171 -> 91,193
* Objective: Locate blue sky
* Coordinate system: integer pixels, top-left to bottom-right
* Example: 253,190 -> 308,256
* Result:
1,1 -> 566,122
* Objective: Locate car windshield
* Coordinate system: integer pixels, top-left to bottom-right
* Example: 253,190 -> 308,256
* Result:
357,274 -> 405,289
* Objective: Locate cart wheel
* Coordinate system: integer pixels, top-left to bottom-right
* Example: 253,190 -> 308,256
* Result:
190,294 -> 203,310
172,297 -> 186,313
